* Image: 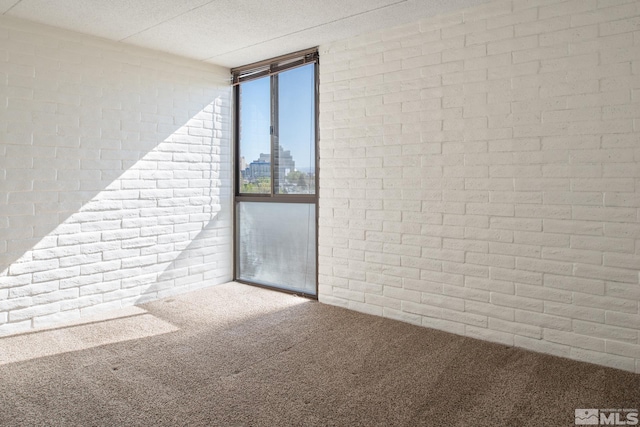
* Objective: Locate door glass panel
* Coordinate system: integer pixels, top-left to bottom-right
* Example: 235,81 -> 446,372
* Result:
237,202 -> 316,295
239,76 -> 271,194
275,64 -> 315,194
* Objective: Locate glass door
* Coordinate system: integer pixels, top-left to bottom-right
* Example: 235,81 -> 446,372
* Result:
233,51 -> 318,297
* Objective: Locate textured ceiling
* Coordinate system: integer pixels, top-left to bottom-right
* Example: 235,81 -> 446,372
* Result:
1,0 -> 491,68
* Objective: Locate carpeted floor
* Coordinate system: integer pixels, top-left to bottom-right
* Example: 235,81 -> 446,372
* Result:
0,282 -> 638,426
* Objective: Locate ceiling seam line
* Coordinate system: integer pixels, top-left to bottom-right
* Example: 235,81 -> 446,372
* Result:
2,0 -> 23,15
117,0 -> 220,42
203,0 -> 408,62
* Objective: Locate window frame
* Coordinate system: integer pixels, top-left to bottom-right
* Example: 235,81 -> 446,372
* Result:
231,48 -> 319,298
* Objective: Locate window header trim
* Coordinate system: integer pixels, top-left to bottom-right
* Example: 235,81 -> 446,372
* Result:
231,47 -> 318,86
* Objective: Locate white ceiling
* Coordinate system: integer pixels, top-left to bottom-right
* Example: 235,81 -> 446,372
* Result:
1,0 -> 490,68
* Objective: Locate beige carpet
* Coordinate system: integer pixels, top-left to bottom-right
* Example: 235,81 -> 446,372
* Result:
0,282 -> 638,426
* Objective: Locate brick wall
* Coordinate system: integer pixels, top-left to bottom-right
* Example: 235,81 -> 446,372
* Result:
0,16 -> 233,335
318,0 -> 640,373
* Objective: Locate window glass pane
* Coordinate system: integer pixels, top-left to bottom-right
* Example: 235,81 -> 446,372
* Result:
239,76 -> 271,194
237,202 -> 316,295
275,64 -> 315,194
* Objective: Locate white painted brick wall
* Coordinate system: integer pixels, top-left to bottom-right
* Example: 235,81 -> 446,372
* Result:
0,16 -> 232,335
318,0 -> 640,373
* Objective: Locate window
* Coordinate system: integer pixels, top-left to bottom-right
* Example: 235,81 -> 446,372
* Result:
232,49 -> 318,296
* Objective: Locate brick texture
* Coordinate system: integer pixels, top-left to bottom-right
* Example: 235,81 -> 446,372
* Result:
318,0 -> 640,373
0,16 -> 232,336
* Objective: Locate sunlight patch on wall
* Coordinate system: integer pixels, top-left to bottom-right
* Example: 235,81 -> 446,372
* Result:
0,97 -> 232,335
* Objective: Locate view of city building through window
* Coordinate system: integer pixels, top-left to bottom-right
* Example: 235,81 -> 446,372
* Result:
239,144 -> 316,194
238,64 -> 316,195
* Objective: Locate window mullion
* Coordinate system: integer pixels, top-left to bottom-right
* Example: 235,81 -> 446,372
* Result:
271,73 -> 279,197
